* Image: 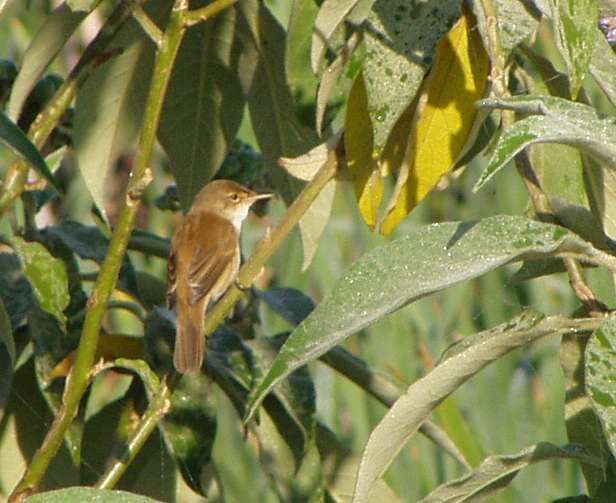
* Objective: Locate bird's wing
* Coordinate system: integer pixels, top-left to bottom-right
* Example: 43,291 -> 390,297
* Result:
186,212 -> 238,305
166,249 -> 177,309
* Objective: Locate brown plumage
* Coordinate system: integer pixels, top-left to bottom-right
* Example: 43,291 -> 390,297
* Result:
167,180 -> 271,373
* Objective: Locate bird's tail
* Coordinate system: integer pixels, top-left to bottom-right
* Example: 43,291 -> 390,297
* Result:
174,304 -> 204,373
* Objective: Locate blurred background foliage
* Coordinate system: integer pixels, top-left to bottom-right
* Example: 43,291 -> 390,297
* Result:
0,0 -> 615,502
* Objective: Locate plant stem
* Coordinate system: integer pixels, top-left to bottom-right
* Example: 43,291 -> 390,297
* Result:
202,155 -> 338,337
95,374 -> 177,490
8,2 -> 188,499
183,0 -> 238,26
0,0 -> 146,217
478,0 -> 606,314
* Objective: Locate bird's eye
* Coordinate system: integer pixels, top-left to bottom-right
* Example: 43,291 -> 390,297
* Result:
229,193 -> 240,202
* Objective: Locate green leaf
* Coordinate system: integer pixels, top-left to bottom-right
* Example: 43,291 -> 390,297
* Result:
474,96 -> 616,190
255,287 -> 315,327
74,34 -> 153,220
471,0 -> 539,58
362,0 -> 462,154
353,313 -> 596,503
0,296 -> 14,367
7,3 -> 86,121
561,333 -> 616,498
550,0 -> 599,99
160,373 -> 217,496
237,0 -> 320,265
592,30 -> 616,109
65,0 -> 99,12
0,110 -> 59,192
26,487 -> 162,502
419,443 -> 599,503
12,238 -> 69,326
585,315 -> 616,459
0,251 -> 35,330
158,5 -> 244,211
310,0 -> 361,73
245,215 -> 607,419
286,0 -> 319,99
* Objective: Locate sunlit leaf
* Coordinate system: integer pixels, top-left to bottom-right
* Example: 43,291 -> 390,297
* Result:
8,3 -> 87,121
245,215 -> 609,420
26,487 -> 161,502
12,238 -> 69,326
419,443 -> 598,502
550,0 -> 599,98
345,72 -> 383,228
590,31 -> 616,106
353,313 -> 597,502
286,0 -> 319,98
585,315 -> 616,459
159,5 -> 244,210
65,0 -> 98,12
362,0 -> 462,154
475,96 -> 616,190
380,10 -> 489,235
0,111 -> 59,192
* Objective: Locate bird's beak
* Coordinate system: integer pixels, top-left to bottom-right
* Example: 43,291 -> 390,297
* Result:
251,192 -> 273,201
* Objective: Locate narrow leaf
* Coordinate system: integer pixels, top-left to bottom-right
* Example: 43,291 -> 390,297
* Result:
380,10 -> 489,235
475,96 -> 616,190
362,0 -> 462,154
0,297 -> 14,367
590,31 -> 616,106
550,0 -> 599,98
255,287 -> 315,326
245,215 -> 606,420
74,39 -> 153,219
286,0 -> 319,98
12,237 -> 69,326
585,315 -> 616,459
8,3 -> 87,121
353,314 -> 597,502
0,111 -> 59,192
311,0 -> 360,73
419,443 -> 598,503
344,72 -> 383,228
159,5 -> 244,210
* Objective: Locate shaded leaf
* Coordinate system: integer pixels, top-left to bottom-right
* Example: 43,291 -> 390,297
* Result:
8,3 -> 86,121
0,111 -> 59,192
0,296 -> 14,367
345,72 -> 383,228
362,0 -> 462,154
26,487 -> 161,502
159,5 -> 244,210
380,10 -> 489,234
471,0 -> 539,57
585,315 -> 616,459
561,333 -> 616,498
74,35 -> 153,220
255,287 -> 315,326
45,221 -> 139,298
590,31 -> 616,106
311,0 -> 361,73
0,252 -> 35,330
475,96 -> 616,190
353,313 -> 597,502
419,443 -> 598,503
160,373 -> 217,496
584,154 -> 616,243
286,0 -> 319,98
65,0 -> 98,12
12,238 -> 69,326
550,0 -> 599,99
245,215 -> 610,419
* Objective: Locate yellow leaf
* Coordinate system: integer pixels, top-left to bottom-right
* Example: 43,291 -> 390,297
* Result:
345,72 -> 383,229
380,11 -> 489,235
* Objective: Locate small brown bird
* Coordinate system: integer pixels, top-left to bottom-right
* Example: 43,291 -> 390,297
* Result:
166,179 -> 272,373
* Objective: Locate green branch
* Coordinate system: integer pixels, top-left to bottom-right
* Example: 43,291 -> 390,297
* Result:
0,0 -> 147,217
8,1 -> 189,499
